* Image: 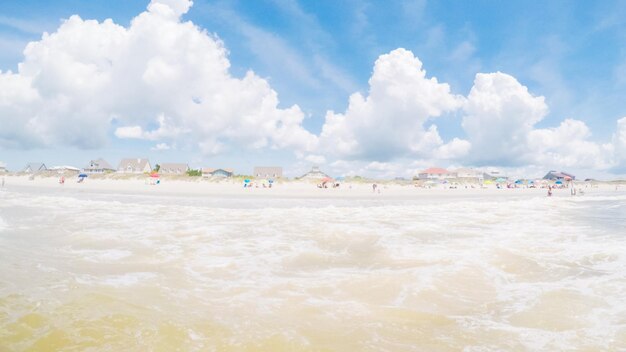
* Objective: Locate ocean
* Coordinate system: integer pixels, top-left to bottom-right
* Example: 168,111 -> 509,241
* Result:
0,185 -> 625,351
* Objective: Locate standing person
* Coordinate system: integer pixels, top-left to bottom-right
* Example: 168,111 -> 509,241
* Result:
372,183 -> 377,193
1,176 -> 4,188
547,185 -> 552,197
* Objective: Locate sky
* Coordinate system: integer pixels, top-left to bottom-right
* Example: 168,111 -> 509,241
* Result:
1,0 -> 626,179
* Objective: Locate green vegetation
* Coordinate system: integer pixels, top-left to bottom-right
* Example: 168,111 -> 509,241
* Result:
186,169 -> 202,177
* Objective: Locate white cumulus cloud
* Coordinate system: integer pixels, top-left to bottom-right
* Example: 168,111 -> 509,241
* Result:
0,0 -> 317,153
461,72 -> 614,170
319,48 -> 466,161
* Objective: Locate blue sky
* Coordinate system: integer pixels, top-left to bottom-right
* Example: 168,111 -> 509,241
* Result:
1,0 -> 626,178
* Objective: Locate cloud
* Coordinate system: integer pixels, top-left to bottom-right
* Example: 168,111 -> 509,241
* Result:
461,72 -> 615,170
151,142 -> 172,151
319,48 -> 465,161
462,72 -> 549,164
0,0 -> 317,153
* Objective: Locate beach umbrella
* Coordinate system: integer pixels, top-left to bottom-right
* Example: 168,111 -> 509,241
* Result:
483,180 -> 494,184
495,177 -> 506,183
321,177 -> 334,183
244,179 -> 250,183
268,179 -> 274,183
555,180 -> 563,184
514,179 -> 523,184
78,173 -> 88,178
150,173 -> 159,178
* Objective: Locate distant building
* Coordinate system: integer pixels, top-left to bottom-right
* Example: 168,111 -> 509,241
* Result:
483,169 -> 507,180
84,158 -> 115,173
298,166 -> 329,180
418,167 -> 456,180
23,163 -> 47,173
543,170 -> 575,181
117,158 -> 151,173
253,166 -> 283,179
49,166 -> 80,173
202,168 -> 234,178
0,163 -> 6,173
454,168 -> 483,180
159,163 -> 189,174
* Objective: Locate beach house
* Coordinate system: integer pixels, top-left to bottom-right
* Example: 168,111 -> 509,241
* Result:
23,163 -> 47,173
298,166 -> 329,180
117,158 -> 152,173
202,168 -> 234,178
159,163 -> 189,174
49,166 -> 80,173
543,170 -> 575,181
84,158 -> 115,173
483,169 -> 507,180
417,167 -> 456,180
253,166 -> 283,179
454,168 -> 483,181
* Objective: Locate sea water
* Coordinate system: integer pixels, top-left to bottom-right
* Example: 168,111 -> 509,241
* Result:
0,186 -> 625,351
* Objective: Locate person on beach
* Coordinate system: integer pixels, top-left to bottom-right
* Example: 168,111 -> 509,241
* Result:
372,183 -> 377,193
1,177 -> 4,188
547,185 -> 552,197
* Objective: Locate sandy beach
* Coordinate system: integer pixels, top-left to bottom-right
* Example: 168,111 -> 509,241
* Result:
2,174 -> 619,200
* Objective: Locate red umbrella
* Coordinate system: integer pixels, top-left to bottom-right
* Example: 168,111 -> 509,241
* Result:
150,173 -> 160,178
321,177 -> 333,183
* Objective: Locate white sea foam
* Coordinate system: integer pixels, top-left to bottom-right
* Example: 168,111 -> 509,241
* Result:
0,187 -> 624,350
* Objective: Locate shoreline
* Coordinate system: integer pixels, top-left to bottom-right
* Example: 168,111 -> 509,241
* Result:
2,174 -> 623,201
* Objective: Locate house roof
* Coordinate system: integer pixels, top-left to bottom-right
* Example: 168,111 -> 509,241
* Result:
420,167 -> 450,174
202,168 -> 233,174
85,158 -> 114,170
299,166 -> 329,179
159,163 -> 189,171
24,163 -> 46,172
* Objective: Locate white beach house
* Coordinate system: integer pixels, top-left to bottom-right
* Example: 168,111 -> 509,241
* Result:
253,166 -> 283,179
84,158 -> 115,173
117,158 -> 152,173
159,163 -> 189,174
454,168 -> 484,181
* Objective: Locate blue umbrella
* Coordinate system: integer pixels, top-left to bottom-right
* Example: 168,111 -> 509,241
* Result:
555,180 -> 563,185
244,179 -> 250,183
78,173 -> 88,178
268,179 -> 274,183
495,177 -> 506,182
515,179 -> 523,184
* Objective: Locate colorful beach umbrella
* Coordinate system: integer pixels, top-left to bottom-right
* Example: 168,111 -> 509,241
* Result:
150,173 -> 159,178
78,173 -> 88,178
